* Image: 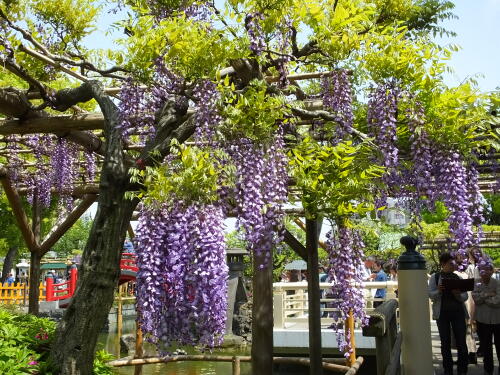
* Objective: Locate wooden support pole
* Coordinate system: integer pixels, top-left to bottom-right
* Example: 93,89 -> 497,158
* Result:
305,217 -> 323,375
127,224 -> 135,239
251,248 -> 274,375
294,218 -> 327,250
39,194 -> 97,254
133,324 -> 144,375
29,193 -> 42,314
0,169 -> 37,251
232,356 -> 241,375
345,357 -> 364,375
283,229 -> 307,261
345,310 -> 356,367
117,284 -> 123,340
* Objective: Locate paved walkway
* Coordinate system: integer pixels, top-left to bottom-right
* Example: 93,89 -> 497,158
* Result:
431,322 -> 498,375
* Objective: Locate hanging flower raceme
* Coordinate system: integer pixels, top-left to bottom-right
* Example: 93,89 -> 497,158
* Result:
407,102 -> 434,212
51,137 -> 79,208
193,80 -> 222,145
245,12 -> 265,55
321,70 -> 354,139
367,81 -> 401,195
135,202 -> 228,351
433,150 -> 475,267
229,128 -> 287,267
326,225 -> 368,356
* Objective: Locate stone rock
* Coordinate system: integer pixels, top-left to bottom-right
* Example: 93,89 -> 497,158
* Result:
222,334 -> 246,348
120,334 -> 136,356
172,348 -> 187,355
233,300 -> 252,343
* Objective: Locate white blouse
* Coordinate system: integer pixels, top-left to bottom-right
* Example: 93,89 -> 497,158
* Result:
472,277 -> 500,325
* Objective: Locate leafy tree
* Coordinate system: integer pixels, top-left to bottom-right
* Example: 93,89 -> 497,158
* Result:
51,217 -> 93,258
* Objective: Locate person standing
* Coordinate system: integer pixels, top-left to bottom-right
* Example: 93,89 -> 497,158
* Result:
6,274 -> 15,286
472,263 -> 500,375
372,259 -> 388,308
429,252 -> 469,375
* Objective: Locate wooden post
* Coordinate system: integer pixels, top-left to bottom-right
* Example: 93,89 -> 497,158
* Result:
232,356 -> 241,375
46,277 -> 54,301
117,284 -> 123,339
362,300 -> 399,374
69,267 -> 78,296
133,324 -> 144,375
305,217 -> 323,375
251,248 -> 274,375
345,310 -> 356,367
28,251 -> 41,314
0,169 -> 37,251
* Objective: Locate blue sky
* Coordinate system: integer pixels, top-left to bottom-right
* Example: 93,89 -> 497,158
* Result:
439,0 -> 500,92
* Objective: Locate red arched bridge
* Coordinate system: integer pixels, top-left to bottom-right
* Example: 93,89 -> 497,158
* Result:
46,252 -> 137,308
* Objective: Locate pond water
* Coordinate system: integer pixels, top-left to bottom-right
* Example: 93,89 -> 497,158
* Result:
97,317 -> 376,375
97,318 -> 252,375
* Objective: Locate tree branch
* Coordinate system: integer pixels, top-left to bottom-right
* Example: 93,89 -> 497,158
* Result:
291,106 -> 371,143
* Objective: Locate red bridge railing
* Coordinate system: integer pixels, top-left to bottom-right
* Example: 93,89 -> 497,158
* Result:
46,267 -> 78,302
120,253 -> 138,272
46,254 -> 137,301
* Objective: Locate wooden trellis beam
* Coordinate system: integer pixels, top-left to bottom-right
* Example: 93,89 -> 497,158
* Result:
0,113 -> 104,135
0,166 -> 38,252
39,194 -> 97,254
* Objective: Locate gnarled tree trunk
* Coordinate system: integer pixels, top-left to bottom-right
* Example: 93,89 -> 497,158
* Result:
0,245 -> 18,283
50,81 -> 195,374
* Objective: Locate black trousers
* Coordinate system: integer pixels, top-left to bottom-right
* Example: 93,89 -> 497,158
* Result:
436,309 -> 468,373
476,321 -> 500,374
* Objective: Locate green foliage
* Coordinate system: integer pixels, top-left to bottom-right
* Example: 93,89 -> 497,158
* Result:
31,0 -> 100,46
0,307 -> 115,374
119,14 -> 242,80
131,141 -> 234,207
0,307 -> 56,374
289,136 -> 384,219
219,79 -> 290,142
421,201 -> 449,224
52,217 -> 93,257
484,194 -> 500,225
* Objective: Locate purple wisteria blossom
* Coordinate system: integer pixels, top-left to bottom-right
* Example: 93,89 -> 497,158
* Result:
326,225 -> 368,356
367,81 -> 401,198
245,12 -> 265,55
321,70 -> 354,139
135,202 -> 228,351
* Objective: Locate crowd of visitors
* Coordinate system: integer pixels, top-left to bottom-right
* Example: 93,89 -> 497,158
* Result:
429,250 -> 500,375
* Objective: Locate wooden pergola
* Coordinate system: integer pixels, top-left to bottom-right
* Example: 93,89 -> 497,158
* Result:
1,65 -> 499,374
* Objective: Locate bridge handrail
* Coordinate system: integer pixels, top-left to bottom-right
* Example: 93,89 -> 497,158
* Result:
273,281 -> 398,289
46,268 -> 78,301
273,281 -> 399,329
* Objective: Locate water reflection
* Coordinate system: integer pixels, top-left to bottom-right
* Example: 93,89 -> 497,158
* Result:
98,318 -> 251,375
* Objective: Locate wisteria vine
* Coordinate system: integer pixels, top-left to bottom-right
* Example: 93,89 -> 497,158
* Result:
326,225 -> 368,356
135,202 -> 228,351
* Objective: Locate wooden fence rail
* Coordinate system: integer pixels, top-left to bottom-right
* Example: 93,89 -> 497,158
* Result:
0,282 -> 45,304
108,355 -> 365,375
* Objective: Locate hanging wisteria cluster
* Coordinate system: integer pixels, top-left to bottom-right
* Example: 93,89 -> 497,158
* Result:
325,225 -> 368,356
367,81 -> 401,192
321,70 -> 354,140
228,131 -> 288,267
135,202 -> 228,350
245,12 -> 265,55
3,133 -> 94,210
407,101 -> 434,213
